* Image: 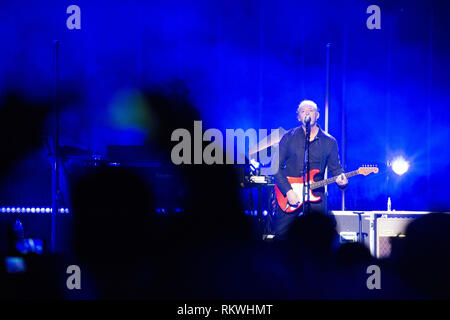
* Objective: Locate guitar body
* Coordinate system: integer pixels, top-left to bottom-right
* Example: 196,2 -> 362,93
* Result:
274,166 -> 378,213
275,169 -> 322,213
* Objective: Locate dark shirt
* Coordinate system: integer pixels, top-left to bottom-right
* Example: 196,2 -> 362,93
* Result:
274,125 -> 345,196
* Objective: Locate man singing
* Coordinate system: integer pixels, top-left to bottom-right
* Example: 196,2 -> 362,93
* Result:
272,100 -> 348,239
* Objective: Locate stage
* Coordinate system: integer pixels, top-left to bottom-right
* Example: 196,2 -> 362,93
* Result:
1,0 -> 450,301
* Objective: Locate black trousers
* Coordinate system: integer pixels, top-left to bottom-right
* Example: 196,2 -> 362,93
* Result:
271,197 -> 326,240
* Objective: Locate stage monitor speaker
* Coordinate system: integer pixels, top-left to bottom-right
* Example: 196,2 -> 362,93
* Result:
332,211 -> 435,258
330,211 -> 371,250
376,216 -> 415,259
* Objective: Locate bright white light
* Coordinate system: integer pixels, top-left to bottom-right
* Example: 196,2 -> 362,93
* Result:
391,156 -> 409,176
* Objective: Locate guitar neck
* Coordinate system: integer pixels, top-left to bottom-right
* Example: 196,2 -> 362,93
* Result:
310,170 -> 360,190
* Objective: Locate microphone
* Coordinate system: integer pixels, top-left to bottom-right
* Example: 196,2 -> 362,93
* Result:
304,115 -> 311,125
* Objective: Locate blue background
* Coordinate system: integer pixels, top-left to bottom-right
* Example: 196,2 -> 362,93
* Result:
1,0 -> 449,212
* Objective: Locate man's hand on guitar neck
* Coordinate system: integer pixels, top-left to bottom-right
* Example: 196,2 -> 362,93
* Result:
286,189 -> 300,206
336,173 -> 348,186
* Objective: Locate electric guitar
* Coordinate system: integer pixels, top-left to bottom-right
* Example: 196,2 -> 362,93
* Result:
274,166 -> 379,213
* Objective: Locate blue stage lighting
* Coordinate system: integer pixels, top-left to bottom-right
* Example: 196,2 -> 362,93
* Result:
391,156 -> 409,176
263,210 -> 268,216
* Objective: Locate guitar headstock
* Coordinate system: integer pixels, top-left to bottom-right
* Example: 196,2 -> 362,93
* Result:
358,165 -> 379,176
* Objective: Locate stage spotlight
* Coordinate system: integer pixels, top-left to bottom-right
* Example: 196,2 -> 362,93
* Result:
391,156 -> 409,176
263,210 -> 268,216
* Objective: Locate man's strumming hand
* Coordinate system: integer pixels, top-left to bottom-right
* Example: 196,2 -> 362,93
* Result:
286,189 -> 300,206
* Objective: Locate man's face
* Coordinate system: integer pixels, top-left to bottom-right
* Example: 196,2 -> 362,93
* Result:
298,106 -> 319,126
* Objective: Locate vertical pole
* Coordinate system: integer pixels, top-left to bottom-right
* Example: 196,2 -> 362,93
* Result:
341,26 -> 348,211
324,43 -> 331,213
258,3 -> 264,230
51,40 -> 60,253
426,9 -> 433,201
258,2 -> 263,130
386,15 -> 393,203
324,43 -> 331,134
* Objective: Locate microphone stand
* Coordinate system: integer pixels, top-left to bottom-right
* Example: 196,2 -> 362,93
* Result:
302,122 -> 311,216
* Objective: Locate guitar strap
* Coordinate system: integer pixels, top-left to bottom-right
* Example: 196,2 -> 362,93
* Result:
318,131 -> 329,213
319,133 -> 327,180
